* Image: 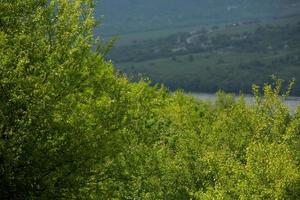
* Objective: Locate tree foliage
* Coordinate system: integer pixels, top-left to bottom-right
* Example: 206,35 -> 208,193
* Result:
0,0 -> 299,199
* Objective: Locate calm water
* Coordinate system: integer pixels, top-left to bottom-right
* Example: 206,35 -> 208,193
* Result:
190,93 -> 300,112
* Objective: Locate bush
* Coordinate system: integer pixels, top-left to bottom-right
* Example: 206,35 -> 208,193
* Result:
0,1 -> 299,199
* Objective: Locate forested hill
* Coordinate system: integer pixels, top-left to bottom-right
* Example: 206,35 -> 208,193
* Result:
109,17 -> 300,95
95,0 -> 300,36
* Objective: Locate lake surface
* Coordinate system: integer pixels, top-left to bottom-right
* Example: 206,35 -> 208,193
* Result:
190,93 -> 300,112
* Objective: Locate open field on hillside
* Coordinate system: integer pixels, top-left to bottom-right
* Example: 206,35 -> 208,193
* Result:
110,16 -> 300,95
111,15 -> 300,46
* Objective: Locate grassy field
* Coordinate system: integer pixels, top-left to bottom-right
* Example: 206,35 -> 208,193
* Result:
118,50 -> 299,78
109,25 -> 209,46
112,16 -> 300,94
116,48 -> 300,93
110,15 -> 300,46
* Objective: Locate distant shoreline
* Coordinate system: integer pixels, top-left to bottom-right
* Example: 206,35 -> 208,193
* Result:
189,92 -> 300,111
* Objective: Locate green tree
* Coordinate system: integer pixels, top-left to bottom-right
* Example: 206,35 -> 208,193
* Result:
1,1 -> 300,199
188,54 -> 194,62
0,0 -> 127,198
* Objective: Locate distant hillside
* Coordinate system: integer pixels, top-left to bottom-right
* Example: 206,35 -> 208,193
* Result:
95,0 -> 300,36
109,17 -> 300,95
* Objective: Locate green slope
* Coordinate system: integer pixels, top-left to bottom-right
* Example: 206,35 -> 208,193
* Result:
96,0 -> 300,36
110,17 -> 300,95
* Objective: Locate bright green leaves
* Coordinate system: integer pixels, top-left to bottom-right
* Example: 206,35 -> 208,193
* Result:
242,142 -> 299,199
0,0 -> 114,198
1,0 -> 300,199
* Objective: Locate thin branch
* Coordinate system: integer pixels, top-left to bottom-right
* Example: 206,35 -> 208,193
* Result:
1,84 -> 10,101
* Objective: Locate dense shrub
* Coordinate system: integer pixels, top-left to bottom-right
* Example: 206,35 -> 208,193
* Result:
0,1 -> 299,199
